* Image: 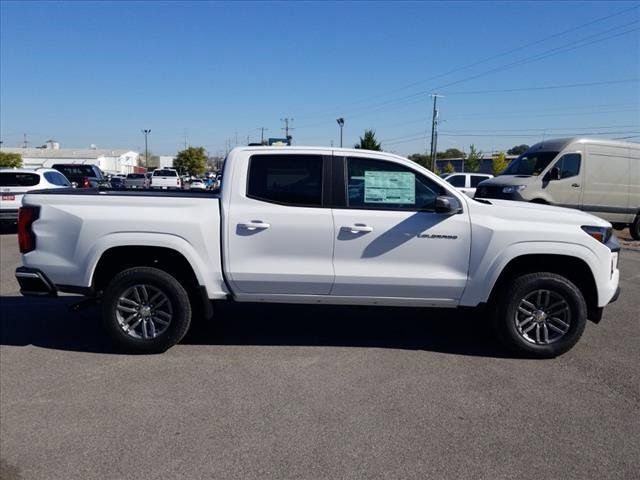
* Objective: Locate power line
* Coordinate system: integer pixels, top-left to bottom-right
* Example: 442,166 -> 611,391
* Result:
291,5 -> 639,122
431,21 -> 640,92
445,78 -> 640,95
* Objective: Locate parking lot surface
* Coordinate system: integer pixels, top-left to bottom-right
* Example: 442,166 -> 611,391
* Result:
1,231 -> 639,480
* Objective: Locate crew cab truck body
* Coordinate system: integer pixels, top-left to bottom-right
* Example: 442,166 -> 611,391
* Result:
16,147 -> 621,357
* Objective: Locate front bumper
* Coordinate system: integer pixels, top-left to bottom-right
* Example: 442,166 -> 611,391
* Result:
15,267 -> 57,296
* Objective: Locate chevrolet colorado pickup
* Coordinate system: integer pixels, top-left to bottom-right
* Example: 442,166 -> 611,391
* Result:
15,147 -> 621,357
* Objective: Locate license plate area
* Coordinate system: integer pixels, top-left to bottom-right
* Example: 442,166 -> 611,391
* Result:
2,195 -> 15,201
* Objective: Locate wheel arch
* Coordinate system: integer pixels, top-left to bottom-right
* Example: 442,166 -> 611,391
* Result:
92,245 -> 201,294
486,253 -> 599,321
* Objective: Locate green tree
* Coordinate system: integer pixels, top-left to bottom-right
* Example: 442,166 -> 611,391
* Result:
443,161 -> 456,173
507,144 -> 529,156
440,148 -> 466,159
354,129 -> 382,151
407,153 -> 429,168
0,152 -> 23,168
492,152 -> 509,176
465,144 -> 482,173
174,146 -> 207,176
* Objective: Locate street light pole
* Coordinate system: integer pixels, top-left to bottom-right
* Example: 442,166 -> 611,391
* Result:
142,129 -> 151,170
336,118 -> 344,148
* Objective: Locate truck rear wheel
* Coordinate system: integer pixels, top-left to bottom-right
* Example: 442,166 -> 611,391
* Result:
101,267 -> 192,353
631,215 -> 640,240
492,272 -> 587,358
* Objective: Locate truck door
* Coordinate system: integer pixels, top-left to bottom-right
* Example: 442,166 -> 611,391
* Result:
225,152 -> 334,295
542,152 -> 583,209
330,155 -> 471,304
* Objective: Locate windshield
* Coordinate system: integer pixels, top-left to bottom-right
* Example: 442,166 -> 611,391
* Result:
54,165 -> 102,179
502,151 -> 559,176
0,172 -> 40,187
153,169 -> 178,177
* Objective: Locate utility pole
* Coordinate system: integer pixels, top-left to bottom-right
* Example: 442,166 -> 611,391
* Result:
183,129 -> 188,150
22,133 -> 29,149
142,129 -> 151,170
257,127 -> 269,145
234,132 -> 238,146
280,118 -> 294,138
336,118 -> 345,148
428,94 -> 443,171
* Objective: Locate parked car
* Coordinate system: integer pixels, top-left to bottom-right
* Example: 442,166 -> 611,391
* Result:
51,164 -> 109,189
441,172 -> 493,198
109,176 -> 126,189
1,168 -> 71,224
475,137 -> 640,239
188,179 -> 207,190
16,146 -> 620,357
150,168 -> 181,190
125,173 -> 148,189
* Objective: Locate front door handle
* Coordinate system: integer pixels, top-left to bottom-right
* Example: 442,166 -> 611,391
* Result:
238,221 -> 270,231
571,183 -> 580,188
342,224 -> 373,234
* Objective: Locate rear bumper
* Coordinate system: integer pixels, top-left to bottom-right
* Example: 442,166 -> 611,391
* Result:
15,267 -> 57,296
0,209 -> 19,221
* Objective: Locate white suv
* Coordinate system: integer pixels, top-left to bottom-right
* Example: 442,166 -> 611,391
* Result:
0,168 -> 71,224
441,172 -> 493,198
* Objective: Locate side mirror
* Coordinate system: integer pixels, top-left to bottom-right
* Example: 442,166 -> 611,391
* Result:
544,167 -> 561,181
435,195 -> 463,214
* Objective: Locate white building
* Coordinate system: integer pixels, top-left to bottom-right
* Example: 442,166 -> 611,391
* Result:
158,155 -> 176,169
2,144 -> 140,174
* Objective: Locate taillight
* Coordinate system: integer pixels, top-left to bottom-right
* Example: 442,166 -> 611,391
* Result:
82,177 -> 91,188
177,178 -> 180,185
18,206 -> 39,253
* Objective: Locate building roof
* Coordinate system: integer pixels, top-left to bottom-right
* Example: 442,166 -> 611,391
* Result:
1,148 -> 136,159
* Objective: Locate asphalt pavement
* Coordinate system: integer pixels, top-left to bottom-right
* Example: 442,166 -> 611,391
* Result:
1,230 -> 639,480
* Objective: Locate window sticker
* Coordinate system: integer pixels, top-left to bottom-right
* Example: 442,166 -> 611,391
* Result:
364,171 -> 415,204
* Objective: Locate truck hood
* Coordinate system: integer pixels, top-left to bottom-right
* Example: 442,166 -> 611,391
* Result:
478,175 -> 538,187
473,198 -> 611,228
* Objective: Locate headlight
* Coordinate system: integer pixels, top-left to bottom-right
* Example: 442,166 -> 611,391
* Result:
502,185 -> 527,194
581,225 -> 612,244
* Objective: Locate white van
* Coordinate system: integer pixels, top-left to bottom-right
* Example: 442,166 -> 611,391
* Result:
475,137 -> 640,239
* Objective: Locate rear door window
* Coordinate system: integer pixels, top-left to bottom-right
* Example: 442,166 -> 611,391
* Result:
247,154 -> 324,207
43,171 -> 71,186
0,172 -> 40,187
446,175 -> 466,188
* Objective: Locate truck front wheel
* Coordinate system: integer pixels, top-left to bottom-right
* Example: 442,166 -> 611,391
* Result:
492,272 -> 587,358
101,267 -> 192,353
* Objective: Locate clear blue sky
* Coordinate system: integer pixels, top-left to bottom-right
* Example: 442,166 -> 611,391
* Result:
1,0 -> 639,156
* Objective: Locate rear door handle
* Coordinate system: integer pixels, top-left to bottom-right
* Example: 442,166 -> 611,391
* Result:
238,221 -> 270,230
342,224 -> 373,233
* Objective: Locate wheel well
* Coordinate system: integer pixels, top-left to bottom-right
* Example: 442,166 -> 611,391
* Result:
490,254 -> 599,319
530,198 -> 548,204
92,246 -> 200,294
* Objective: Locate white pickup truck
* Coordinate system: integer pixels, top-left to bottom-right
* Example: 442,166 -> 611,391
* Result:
15,147 -> 621,357
149,168 -> 181,190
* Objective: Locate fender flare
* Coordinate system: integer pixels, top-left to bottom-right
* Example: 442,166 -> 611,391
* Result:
460,241 -> 601,307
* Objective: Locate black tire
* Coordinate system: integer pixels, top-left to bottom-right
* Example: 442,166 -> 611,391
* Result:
101,267 -> 192,354
491,272 -> 587,358
630,215 -> 640,241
